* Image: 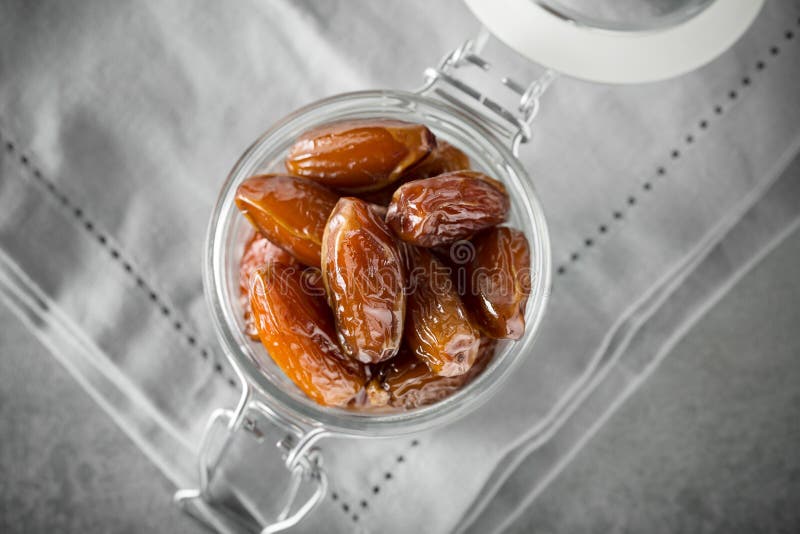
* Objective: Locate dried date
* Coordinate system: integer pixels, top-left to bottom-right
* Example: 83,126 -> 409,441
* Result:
235,174 -> 338,267
463,227 -> 531,339
386,171 -> 510,247
249,263 -> 366,406
286,119 -> 435,192
402,244 -> 480,377
239,231 -> 298,340
377,338 -> 497,409
357,140 -> 471,206
401,140 -> 470,181
322,197 -> 406,363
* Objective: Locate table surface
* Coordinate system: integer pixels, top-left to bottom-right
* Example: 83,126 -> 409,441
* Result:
1,230 -> 799,533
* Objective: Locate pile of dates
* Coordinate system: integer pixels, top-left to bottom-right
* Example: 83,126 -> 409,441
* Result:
235,119 -> 532,410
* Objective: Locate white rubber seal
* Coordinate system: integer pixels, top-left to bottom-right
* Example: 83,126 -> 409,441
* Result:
464,0 -> 764,84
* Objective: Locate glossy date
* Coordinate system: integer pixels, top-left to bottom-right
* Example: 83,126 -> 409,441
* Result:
386,171 -> 510,247
357,140 -> 471,206
235,174 -> 338,267
285,119 -> 435,192
239,230 -> 298,340
249,263 -> 366,407
402,244 -> 480,377
322,197 -> 406,364
401,140 -> 470,181
463,227 -> 531,339
375,338 -> 497,409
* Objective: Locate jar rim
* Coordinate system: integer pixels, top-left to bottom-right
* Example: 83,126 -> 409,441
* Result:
204,89 -> 552,437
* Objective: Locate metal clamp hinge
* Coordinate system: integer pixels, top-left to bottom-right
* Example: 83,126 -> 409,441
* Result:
174,377 -> 328,534
417,27 -> 558,155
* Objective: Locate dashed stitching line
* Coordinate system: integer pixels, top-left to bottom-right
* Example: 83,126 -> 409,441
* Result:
329,489 -> 363,524
333,439 -> 419,524
555,26 -> 797,277
0,130 -> 238,389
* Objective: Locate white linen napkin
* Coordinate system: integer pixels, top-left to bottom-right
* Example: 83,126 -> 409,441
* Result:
1,1 -> 798,532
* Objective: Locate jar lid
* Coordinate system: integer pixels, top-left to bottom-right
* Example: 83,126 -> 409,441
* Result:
464,0 -> 764,84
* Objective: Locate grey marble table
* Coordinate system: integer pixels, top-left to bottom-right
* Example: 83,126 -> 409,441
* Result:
2,232 -> 799,533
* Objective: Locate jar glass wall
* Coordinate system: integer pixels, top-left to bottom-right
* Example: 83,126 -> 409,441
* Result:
205,90 -> 552,437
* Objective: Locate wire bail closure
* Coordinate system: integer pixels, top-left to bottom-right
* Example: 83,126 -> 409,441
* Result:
418,27 -> 558,155
174,364 -> 329,534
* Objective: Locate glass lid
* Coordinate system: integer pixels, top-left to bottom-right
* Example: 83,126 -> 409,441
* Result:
464,0 -> 764,83
536,0 -> 715,32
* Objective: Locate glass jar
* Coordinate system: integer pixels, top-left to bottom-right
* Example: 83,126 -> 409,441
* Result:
174,46 -> 553,530
175,2 -> 763,530
207,89 -> 552,439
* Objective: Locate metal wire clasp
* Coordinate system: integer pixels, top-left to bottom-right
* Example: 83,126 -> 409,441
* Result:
174,368 -> 329,534
417,27 -> 558,156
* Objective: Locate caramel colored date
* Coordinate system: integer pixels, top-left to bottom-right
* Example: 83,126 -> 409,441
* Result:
235,174 -> 338,267
403,245 -> 480,377
285,119 -> 435,192
322,197 -> 406,363
402,140 -> 470,181
357,140 -> 471,206
463,227 -> 531,339
249,264 -> 365,406
386,171 -> 510,247
355,182 -> 401,208
239,231 -> 298,340
377,339 -> 496,409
